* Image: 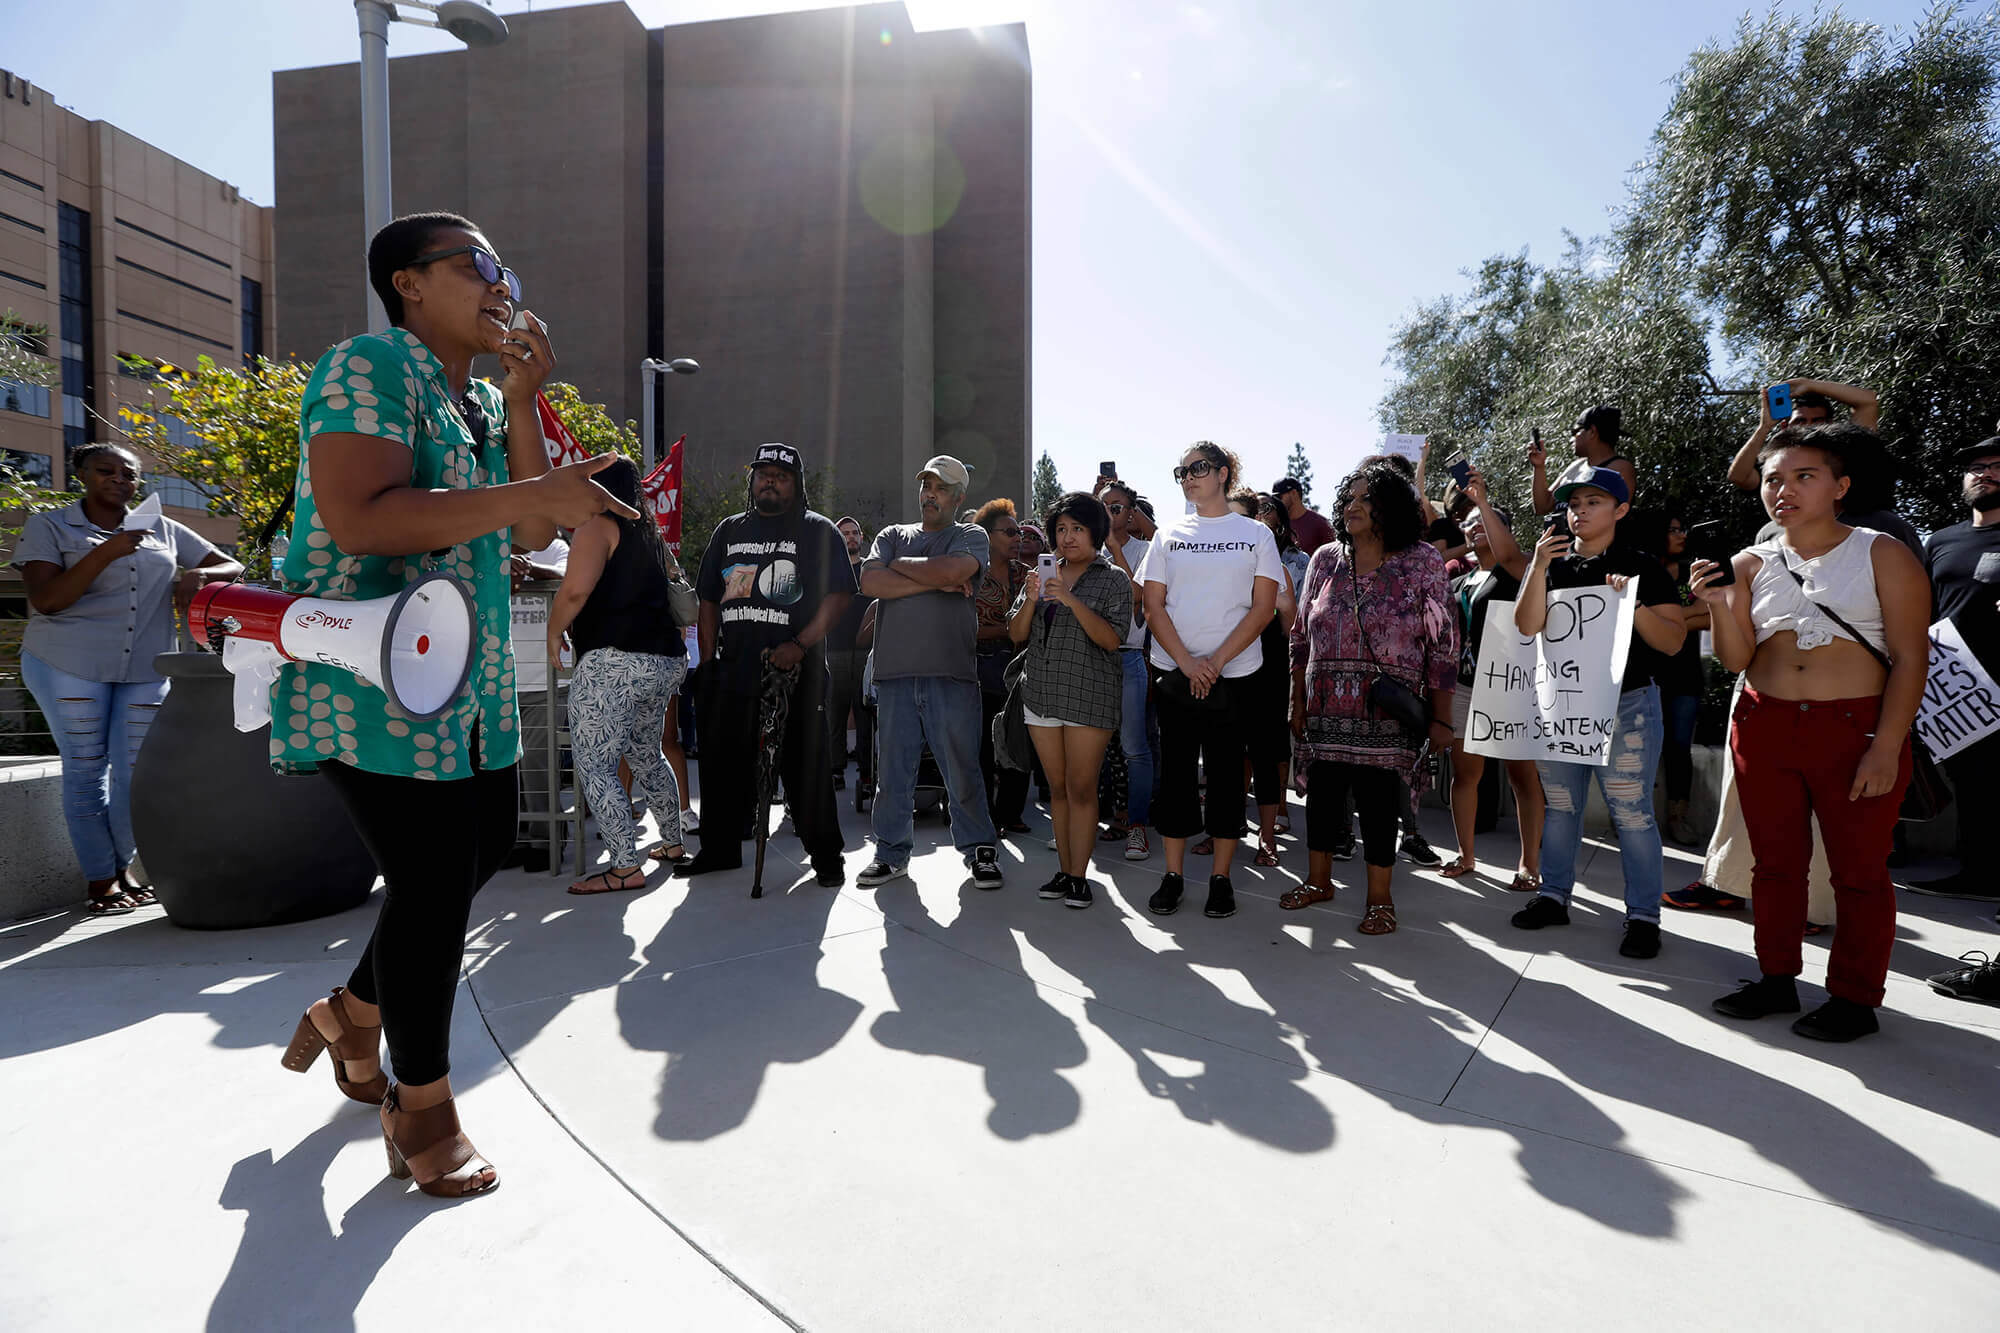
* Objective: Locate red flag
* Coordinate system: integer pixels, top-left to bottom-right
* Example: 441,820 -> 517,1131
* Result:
534,392 -> 593,468
643,435 -> 686,553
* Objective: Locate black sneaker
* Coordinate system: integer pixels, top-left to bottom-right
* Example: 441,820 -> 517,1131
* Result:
1905,872 -> 2000,902
1149,872 -> 1185,916
1204,874 -> 1237,919
813,860 -> 845,888
1927,952 -> 2000,1006
1038,871 -> 1071,900
1618,920 -> 1662,959
1064,877 -> 1094,910
970,844 -> 1005,890
1329,837 -> 1356,862
674,853 -> 741,878
1711,975 -> 1802,1020
1400,833 -> 1444,868
856,860 -> 907,888
1510,895 -> 1571,930
1792,997 -> 1880,1042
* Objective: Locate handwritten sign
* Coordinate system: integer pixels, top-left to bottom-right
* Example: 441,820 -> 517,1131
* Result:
1380,433 -> 1426,464
1914,618 -> 2000,760
1464,584 -> 1635,765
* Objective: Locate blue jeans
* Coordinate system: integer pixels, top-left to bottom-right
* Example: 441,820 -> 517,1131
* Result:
20,651 -> 169,881
1535,684 -> 1665,924
1119,649 -> 1157,827
871,675 -> 996,866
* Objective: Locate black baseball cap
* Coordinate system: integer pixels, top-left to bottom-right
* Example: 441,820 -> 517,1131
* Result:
750,442 -> 802,474
1273,477 -> 1304,495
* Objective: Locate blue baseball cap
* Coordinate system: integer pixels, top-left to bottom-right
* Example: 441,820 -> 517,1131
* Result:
1551,461 -> 1630,506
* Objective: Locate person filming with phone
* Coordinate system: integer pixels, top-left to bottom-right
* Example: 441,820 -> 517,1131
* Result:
1530,406 -> 1639,517
1693,423 -> 1929,1042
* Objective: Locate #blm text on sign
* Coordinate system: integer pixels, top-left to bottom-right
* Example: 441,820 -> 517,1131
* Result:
1464,584 -> 1636,767
1914,618 -> 2000,760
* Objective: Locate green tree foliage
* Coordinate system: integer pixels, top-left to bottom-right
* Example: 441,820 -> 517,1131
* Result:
1621,4 -> 2000,528
1031,450 -> 1063,522
0,310 -> 54,389
1282,442 -> 1314,502
540,380 -> 639,461
1381,5 -> 2000,534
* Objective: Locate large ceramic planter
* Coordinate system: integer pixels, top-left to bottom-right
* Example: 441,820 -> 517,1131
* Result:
131,652 -> 377,929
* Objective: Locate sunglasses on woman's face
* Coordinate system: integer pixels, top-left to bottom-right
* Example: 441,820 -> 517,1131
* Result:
997,526 -> 1022,537
1104,502 -> 1128,514
1172,459 -> 1218,482
409,244 -> 523,303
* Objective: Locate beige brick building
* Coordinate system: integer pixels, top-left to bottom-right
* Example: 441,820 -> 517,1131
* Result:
0,67 -> 273,550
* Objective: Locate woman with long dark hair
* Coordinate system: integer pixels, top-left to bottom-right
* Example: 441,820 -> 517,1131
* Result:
549,456 -> 692,893
1287,461 -> 1457,934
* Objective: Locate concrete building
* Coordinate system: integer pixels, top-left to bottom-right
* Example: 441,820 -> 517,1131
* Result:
0,67 -> 273,548
273,1 -> 1030,521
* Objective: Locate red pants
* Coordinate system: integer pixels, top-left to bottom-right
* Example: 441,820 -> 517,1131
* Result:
1729,688 -> 1910,1006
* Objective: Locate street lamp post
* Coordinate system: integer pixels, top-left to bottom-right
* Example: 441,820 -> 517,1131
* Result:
354,1 -> 510,331
640,357 -> 701,470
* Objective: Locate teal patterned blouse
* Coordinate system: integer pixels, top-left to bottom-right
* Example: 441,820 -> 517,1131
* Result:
269,328 -> 521,779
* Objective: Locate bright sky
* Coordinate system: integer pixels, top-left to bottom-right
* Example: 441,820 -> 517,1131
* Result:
12,0 -> 1938,506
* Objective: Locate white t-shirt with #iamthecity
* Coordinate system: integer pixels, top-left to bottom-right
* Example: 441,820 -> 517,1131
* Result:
1138,510 -> 1283,677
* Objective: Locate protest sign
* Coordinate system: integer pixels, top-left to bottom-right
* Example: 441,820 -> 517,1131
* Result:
1914,618 -> 2000,760
1464,583 -> 1635,765
1380,433 -> 1425,464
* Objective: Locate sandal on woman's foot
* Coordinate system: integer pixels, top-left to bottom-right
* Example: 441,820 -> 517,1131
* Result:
85,888 -> 138,916
1274,818 -> 1291,836
1098,824 -> 1130,842
1507,872 -> 1541,894
1439,857 -> 1476,879
648,844 -> 692,868
1803,920 -> 1833,937
1278,883 -> 1335,910
1255,840 -> 1281,868
380,1086 -> 498,1199
1661,882 -> 1745,912
1357,903 -> 1398,935
281,985 -> 387,1105
1192,837 -> 1216,856
569,868 -> 646,895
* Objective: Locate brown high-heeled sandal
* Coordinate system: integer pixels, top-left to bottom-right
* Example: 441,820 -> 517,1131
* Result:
280,986 -> 388,1105
380,1085 -> 499,1198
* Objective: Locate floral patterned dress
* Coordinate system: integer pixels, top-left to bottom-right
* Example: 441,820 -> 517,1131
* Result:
1289,540 -> 1457,781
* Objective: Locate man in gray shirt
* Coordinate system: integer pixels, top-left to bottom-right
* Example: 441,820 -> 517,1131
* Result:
856,455 -> 1003,889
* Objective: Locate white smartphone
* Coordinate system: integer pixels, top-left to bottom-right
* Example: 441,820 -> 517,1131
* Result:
1037,552 -> 1059,598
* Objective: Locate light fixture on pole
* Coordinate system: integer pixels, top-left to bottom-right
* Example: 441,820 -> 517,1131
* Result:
640,356 -> 701,469
355,1 -> 510,332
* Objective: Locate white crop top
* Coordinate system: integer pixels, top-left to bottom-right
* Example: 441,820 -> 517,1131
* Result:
1745,528 -> 1888,656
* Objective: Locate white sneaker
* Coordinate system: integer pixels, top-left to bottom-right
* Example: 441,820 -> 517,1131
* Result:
1124,827 -> 1150,861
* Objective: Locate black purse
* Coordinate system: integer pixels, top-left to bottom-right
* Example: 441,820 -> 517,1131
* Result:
1348,547 -> 1429,739
1783,564 -> 1950,822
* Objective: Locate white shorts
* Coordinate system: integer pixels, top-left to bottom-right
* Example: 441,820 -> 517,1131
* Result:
1024,704 -> 1078,728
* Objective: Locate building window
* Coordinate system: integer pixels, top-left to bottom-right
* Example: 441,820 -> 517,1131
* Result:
240,276 -> 264,364
146,473 -> 215,510
58,203 -> 95,453
0,376 -> 51,417
1,446 -> 53,486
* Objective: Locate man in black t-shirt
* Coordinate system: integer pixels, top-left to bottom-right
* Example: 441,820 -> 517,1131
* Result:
681,442 -> 854,884
1911,436 -> 2000,902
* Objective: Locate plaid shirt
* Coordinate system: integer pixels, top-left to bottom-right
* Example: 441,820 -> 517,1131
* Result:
1014,558 -> 1132,729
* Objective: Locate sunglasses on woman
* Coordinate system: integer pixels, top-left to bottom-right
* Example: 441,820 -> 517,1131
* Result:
408,244 -> 523,303
1171,459 -> 1218,482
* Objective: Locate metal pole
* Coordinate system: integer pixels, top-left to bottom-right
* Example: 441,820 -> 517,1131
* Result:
641,360 -> 659,471
356,0 -> 396,332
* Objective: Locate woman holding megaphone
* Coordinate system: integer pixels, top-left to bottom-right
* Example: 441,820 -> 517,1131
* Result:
274,213 -> 636,1200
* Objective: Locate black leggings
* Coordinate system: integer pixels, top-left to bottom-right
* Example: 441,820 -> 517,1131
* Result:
1306,760 -> 1400,868
320,758 -> 518,1085
1152,673 -> 1247,841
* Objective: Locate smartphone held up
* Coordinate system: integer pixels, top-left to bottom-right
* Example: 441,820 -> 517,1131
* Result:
1037,552 -> 1060,598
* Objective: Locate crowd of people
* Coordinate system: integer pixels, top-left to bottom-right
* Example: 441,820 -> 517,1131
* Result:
12,211 -> 1998,1204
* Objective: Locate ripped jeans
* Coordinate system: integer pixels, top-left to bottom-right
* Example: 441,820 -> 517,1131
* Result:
1535,683 -> 1664,924
20,651 -> 169,882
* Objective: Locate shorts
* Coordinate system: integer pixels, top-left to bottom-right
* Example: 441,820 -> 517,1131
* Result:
1025,704 -> 1086,729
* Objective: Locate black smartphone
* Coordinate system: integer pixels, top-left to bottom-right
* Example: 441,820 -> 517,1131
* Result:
1532,426 -> 1543,448
1544,509 -> 1571,540
1099,460 -> 1117,479
1446,452 -> 1472,487
1689,520 -> 1735,586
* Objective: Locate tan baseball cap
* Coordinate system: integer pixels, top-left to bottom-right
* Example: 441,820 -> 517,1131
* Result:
917,455 -> 971,488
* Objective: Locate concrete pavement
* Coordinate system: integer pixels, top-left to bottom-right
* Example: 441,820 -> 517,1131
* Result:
3,787 -> 1996,1330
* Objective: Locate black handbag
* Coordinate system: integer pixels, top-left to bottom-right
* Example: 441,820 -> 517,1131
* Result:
1348,547 -> 1429,739
1783,564 -> 1950,822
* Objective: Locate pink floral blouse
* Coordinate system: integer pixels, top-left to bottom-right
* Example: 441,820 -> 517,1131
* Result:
1289,540 -> 1458,777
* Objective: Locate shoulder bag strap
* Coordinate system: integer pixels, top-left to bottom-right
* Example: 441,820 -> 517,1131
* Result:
1783,562 -> 1893,673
